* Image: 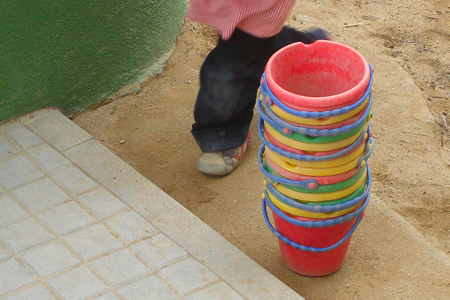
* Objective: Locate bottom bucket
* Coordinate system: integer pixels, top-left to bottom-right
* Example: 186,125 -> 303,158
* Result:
263,194 -> 368,277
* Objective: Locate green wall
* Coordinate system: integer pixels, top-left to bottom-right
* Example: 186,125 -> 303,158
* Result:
0,0 -> 187,121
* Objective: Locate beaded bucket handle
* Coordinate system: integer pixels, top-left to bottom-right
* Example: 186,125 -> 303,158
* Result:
262,192 -> 369,253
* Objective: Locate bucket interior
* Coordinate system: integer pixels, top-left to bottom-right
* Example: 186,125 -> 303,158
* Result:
268,42 -> 367,98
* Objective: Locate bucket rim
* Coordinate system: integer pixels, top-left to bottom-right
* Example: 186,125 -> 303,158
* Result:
265,154 -> 362,184
264,188 -> 370,227
262,162 -> 367,193
262,166 -> 371,212
260,66 -> 374,120
265,40 -> 371,109
257,89 -> 373,138
266,189 -> 362,218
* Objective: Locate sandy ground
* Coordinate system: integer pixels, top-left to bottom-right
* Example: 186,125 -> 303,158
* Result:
74,0 -> 449,299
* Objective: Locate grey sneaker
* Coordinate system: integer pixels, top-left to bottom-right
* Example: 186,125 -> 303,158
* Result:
197,134 -> 251,176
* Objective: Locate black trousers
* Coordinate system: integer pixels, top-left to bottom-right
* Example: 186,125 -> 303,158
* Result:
191,27 -> 329,152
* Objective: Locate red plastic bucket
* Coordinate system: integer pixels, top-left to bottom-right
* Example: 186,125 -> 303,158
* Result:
263,193 -> 368,277
274,210 -> 357,276
265,40 -> 370,111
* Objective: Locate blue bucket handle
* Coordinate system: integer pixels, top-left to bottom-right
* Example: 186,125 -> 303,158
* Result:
258,90 -> 373,137
264,184 -> 370,228
358,136 -> 374,168
262,193 -> 369,252
257,144 -> 319,190
258,142 -> 373,194
262,164 -> 371,213
258,117 -> 371,162
260,64 -> 374,120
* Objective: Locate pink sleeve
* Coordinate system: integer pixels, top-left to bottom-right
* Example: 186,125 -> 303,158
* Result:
186,0 -> 297,40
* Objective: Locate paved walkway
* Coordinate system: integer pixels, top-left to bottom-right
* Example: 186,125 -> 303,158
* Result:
0,109 -> 301,300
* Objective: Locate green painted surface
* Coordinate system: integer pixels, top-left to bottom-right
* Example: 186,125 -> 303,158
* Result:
0,0 -> 186,121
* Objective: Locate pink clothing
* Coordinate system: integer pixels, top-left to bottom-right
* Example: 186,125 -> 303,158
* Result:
186,0 -> 297,40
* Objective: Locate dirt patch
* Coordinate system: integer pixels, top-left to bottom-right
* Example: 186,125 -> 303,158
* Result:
74,0 -> 449,298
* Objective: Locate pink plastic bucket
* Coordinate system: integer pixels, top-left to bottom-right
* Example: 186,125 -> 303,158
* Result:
265,40 -> 371,111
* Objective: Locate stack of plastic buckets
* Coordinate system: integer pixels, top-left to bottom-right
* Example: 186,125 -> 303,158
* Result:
258,40 -> 374,277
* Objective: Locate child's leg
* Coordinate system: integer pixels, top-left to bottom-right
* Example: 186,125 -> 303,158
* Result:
192,27 -> 331,175
191,27 -> 331,153
191,29 -> 276,153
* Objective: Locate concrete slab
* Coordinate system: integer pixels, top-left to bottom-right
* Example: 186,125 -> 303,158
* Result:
0,108 -> 301,299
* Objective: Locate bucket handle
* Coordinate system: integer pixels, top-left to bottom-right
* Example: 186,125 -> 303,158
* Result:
262,194 -> 369,252
358,136 -> 374,168
257,144 -> 319,189
258,90 -> 373,137
257,142 -> 373,191
263,163 -> 371,212
260,64 -> 374,119
257,118 -> 370,162
264,185 -> 370,227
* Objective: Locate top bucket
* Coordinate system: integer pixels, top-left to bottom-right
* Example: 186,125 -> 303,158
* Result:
265,40 -> 370,111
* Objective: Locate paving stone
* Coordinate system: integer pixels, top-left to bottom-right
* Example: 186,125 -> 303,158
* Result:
0,135 -> 18,161
77,188 -> 128,219
19,109 -> 92,151
131,234 -> 187,270
185,282 -> 244,300
0,248 -> 9,261
89,249 -> 149,286
3,284 -> 55,300
92,292 -> 119,299
19,240 -> 80,278
0,156 -> 44,190
12,178 -> 70,213
36,201 -> 94,235
105,211 -> 158,243
50,165 -> 97,195
47,265 -> 107,299
0,194 -> 28,226
158,258 -> 219,295
0,259 -> 35,296
105,211 -> 157,244
2,122 -> 43,150
0,217 -> 54,253
63,224 -> 122,260
28,144 -> 70,171
116,275 -> 177,300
